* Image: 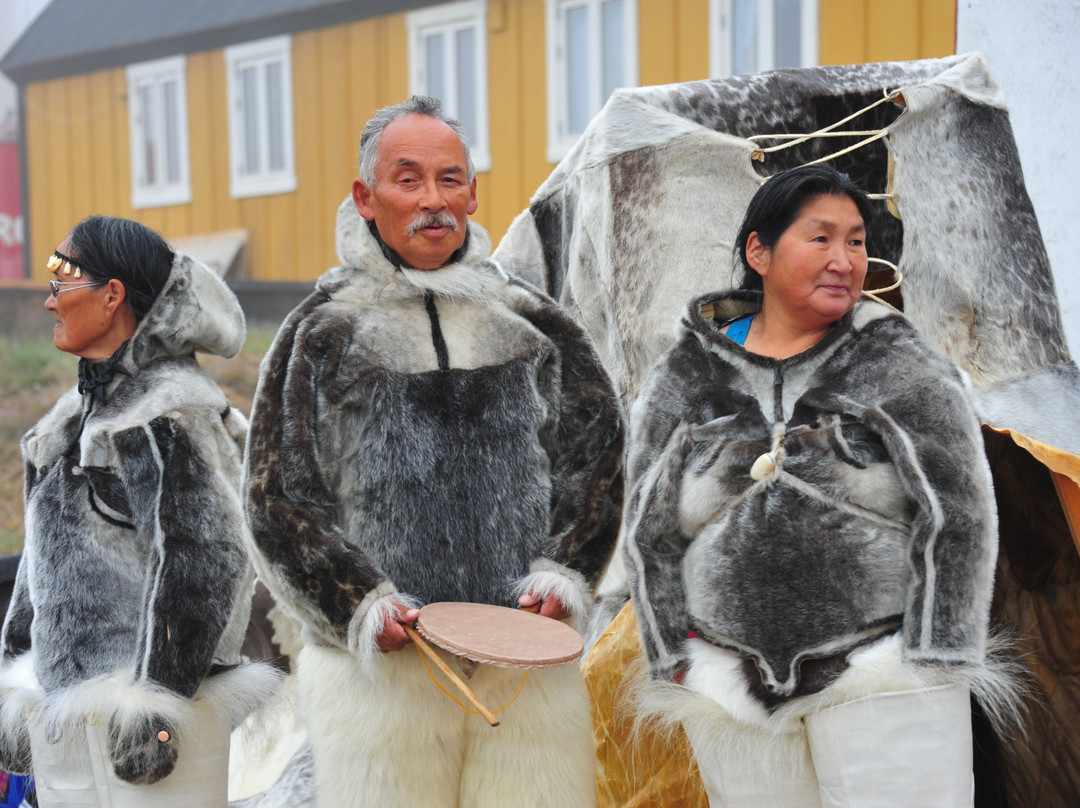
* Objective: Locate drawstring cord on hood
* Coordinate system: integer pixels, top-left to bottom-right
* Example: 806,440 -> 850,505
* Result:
77,340 -> 133,404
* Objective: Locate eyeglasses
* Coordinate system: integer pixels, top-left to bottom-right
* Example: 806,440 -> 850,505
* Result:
48,279 -> 102,296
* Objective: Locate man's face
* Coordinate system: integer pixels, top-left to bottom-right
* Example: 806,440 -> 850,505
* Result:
352,114 -> 478,270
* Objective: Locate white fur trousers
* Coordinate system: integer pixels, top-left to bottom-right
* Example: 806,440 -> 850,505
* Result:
297,643 -> 597,808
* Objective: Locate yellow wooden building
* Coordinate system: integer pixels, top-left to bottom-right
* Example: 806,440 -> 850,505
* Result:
1,0 -> 956,283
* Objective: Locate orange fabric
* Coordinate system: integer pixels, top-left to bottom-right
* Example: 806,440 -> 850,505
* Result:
584,603 -> 708,808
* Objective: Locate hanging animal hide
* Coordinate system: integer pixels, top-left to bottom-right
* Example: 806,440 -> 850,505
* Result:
495,52 -> 1080,454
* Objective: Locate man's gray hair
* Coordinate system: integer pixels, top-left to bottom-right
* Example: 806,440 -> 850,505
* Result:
358,95 -> 475,186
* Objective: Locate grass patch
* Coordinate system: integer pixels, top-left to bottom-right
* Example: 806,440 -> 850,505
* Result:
0,323 -> 280,552
0,529 -> 25,558
0,336 -> 73,395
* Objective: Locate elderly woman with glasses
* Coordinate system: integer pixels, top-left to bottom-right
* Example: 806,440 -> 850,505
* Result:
0,216 -> 278,806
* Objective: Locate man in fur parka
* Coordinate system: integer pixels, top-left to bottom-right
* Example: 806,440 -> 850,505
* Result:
0,216 -> 279,805
244,96 -> 624,808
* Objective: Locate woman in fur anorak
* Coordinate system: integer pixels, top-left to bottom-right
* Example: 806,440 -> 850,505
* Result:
0,217 -> 277,806
624,165 -> 1007,808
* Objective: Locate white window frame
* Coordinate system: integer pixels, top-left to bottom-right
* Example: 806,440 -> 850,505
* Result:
545,0 -> 638,164
224,36 -> 297,199
126,56 -> 191,208
709,0 -> 818,78
407,0 -> 491,173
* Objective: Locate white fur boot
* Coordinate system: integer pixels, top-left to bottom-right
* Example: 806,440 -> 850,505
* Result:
681,716 -> 822,808
31,697 -> 231,808
805,683 -> 974,808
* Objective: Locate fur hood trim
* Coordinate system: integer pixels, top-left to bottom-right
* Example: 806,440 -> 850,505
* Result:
129,250 -> 246,368
324,195 -> 494,301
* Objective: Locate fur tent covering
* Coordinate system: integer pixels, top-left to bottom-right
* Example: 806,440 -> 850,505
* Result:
0,252 -> 280,787
493,52 -> 1080,456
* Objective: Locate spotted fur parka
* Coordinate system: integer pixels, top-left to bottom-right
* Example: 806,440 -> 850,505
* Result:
0,254 -> 278,784
244,199 -> 624,666
624,290 -> 998,699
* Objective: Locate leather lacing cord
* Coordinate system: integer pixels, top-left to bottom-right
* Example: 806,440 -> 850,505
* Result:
412,642 -> 531,716
749,88 -> 903,183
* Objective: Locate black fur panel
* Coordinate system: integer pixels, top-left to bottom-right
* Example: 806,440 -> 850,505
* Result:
519,290 -> 626,586
25,450 -> 152,690
114,419 -> 246,697
339,361 -> 552,606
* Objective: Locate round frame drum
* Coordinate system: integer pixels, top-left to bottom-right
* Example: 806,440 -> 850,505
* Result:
416,602 -> 584,668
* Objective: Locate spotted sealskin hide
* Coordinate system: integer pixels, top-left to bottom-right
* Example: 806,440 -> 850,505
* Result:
624,292 -> 997,697
0,252 -> 278,784
244,198 -> 624,663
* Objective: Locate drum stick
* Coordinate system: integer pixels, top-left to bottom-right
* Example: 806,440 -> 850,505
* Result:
404,624 -> 500,727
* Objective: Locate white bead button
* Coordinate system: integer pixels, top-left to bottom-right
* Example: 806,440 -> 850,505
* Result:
750,452 -> 776,481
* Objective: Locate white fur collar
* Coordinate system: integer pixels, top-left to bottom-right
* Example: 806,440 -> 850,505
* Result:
327,195 -> 494,299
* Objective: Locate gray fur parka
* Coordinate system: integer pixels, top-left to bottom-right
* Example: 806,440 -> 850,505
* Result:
244,200 -> 624,666
0,254 -> 277,783
624,290 -> 998,700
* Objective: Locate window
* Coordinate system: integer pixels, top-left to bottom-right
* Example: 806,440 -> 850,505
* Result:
709,0 -> 817,78
546,0 -> 638,163
225,36 -> 296,198
126,56 -> 191,208
408,1 -> 491,172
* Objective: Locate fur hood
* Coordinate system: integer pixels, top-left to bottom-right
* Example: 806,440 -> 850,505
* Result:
624,292 -> 997,700
128,250 -> 245,368
319,195 -> 497,306
333,195 -> 492,278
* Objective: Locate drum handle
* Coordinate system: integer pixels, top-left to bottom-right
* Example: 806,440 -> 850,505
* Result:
404,624 -> 501,727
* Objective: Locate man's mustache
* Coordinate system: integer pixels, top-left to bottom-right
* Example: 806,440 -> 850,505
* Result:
408,212 -> 458,237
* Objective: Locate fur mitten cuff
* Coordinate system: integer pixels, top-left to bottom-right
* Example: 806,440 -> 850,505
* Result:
346,583 -> 418,678
516,559 -> 592,631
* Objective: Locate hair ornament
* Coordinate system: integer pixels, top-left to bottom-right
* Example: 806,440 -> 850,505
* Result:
52,249 -> 89,279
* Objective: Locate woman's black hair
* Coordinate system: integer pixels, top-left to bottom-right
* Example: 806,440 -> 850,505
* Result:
733,164 -> 873,291
66,216 -> 174,320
